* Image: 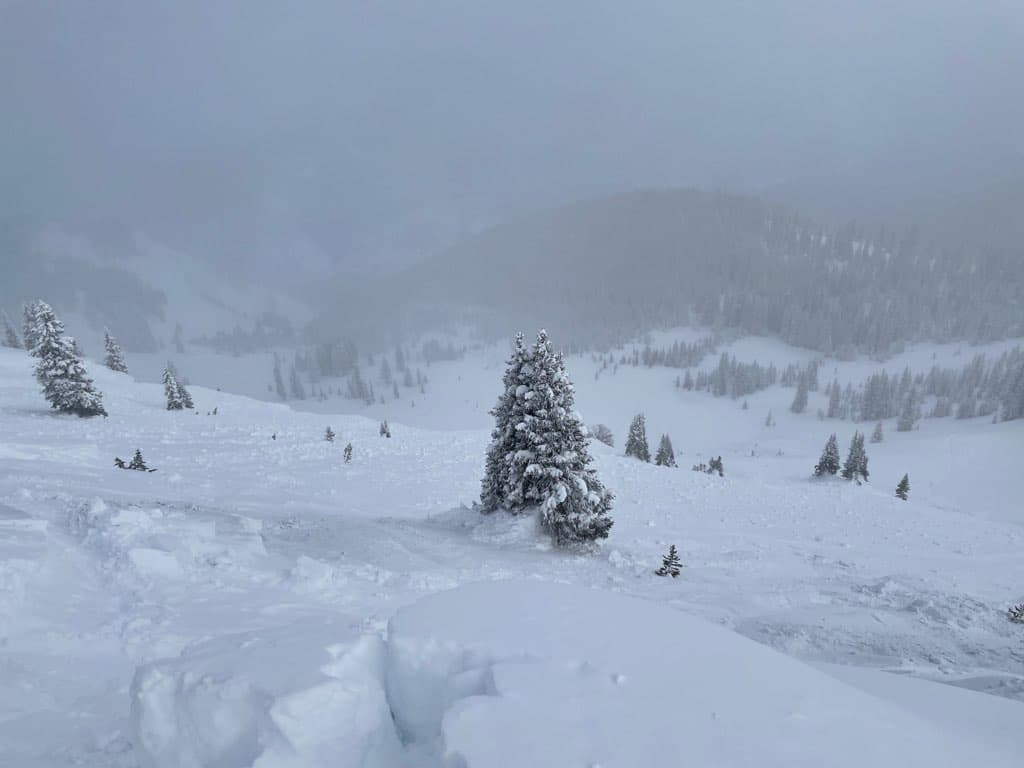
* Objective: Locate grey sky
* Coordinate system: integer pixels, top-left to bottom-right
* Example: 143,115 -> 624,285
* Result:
2,1 -> 1021,273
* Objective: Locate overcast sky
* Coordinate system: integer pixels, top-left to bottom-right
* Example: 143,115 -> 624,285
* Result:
2,0 -> 1021,274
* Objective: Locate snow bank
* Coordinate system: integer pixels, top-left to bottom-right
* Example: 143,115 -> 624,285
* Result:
386,581 -> 1012,768
130,621 -> 402,768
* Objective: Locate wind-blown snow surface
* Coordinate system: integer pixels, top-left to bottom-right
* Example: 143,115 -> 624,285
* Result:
1,345 -> 1022,766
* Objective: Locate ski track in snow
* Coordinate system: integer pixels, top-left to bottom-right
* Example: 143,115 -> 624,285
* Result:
1,344 -> 1023,765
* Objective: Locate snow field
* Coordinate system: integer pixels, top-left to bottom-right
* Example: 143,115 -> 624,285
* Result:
1,340 -> 1023,765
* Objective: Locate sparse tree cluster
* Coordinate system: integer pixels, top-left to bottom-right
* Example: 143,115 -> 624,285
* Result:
481,330 -> 613,545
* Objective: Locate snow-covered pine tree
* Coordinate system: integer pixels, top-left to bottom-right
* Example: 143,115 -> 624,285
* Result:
324,426 -> 335,442
841,431 -> 869,483
655,544 -> 682,577
896,392 -> 917,432
289,364 -> 306,400
129,449 -> 149,471
2,309 -> 22,348
103,329 -> 128,372
1009,604 -> 1024,624
176,378 -> 194,410
509,330 -> 613,545
272,353 -> 287,400
163,366 -> 184,410
624,413 -> 651,461
790,375 -> 809,414
708,455 -> 724,477
23,300 -> 46,355
827,379 -> 840,418
814,433 -> 840,476
32,302 -> 106,417
480,332 -> 531,512
654,434 -> 677,467
343,443 -> 353,463
895,473 -> 910,500
870,420 -> 884,443
379,420 -> 391,438
765,410 -> 775,427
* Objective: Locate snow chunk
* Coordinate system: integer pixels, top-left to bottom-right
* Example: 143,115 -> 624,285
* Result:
131,621 -> 401,768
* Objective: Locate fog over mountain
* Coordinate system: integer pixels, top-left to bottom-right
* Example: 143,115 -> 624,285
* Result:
2,1 -> 1022,285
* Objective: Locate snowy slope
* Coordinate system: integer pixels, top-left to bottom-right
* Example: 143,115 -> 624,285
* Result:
1,345 -> 1023,765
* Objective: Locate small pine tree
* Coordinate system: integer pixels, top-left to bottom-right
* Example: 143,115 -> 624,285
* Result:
814,434 -> 840,476
654,434 -> 677,467
379,420 -> 391,438
23,300 -> 45,355
765,410 -> 775,427
129,449 -> 148,471
1008,604 -> 1024,624
163,366 -> 184,410
344,442 -> 352,463
707,455 -> 724,477
790,376 -> 809,414
841,431 -> 869,483
102,329 -> 128,372
624,414 -> 651,461
895,474 -> 910,501
32,302 -> 106,417
870,421 -> 884,443
324,426 -> 335,442
176,379 -> 194,410
2,309 -> 22,348
655,545 -> 682,577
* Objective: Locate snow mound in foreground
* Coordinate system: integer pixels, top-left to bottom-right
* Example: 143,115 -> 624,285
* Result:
130,620 -> 401,768
386,581 -> 1014,768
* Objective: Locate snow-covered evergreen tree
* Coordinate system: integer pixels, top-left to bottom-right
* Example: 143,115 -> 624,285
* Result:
814,434 -> 840,476
480,332 -> 531,512
624,413 -> 650,461
655,544 -> 682,577
324,426 -> 335,442
343,442 -> 353,463
272,353 -> 287,400
870,421 -> 884,443
827,380 -> 840,418
289,364 -> 306,400
654,434 -> 677,467
896,392 -> 918,432
790,376 -> 809,414
103,329 -> 128,372
32,302 -> 106,417
895,473 -> 910,500
163,366 -> 184,410
23,300 -> 45,355
841,431 -> 869,483
1009,604 -> 1024,624
2,310 -> 21,348
481,330 -> 613,545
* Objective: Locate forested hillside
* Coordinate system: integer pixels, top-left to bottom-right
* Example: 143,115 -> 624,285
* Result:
311,189 -> 1024,356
